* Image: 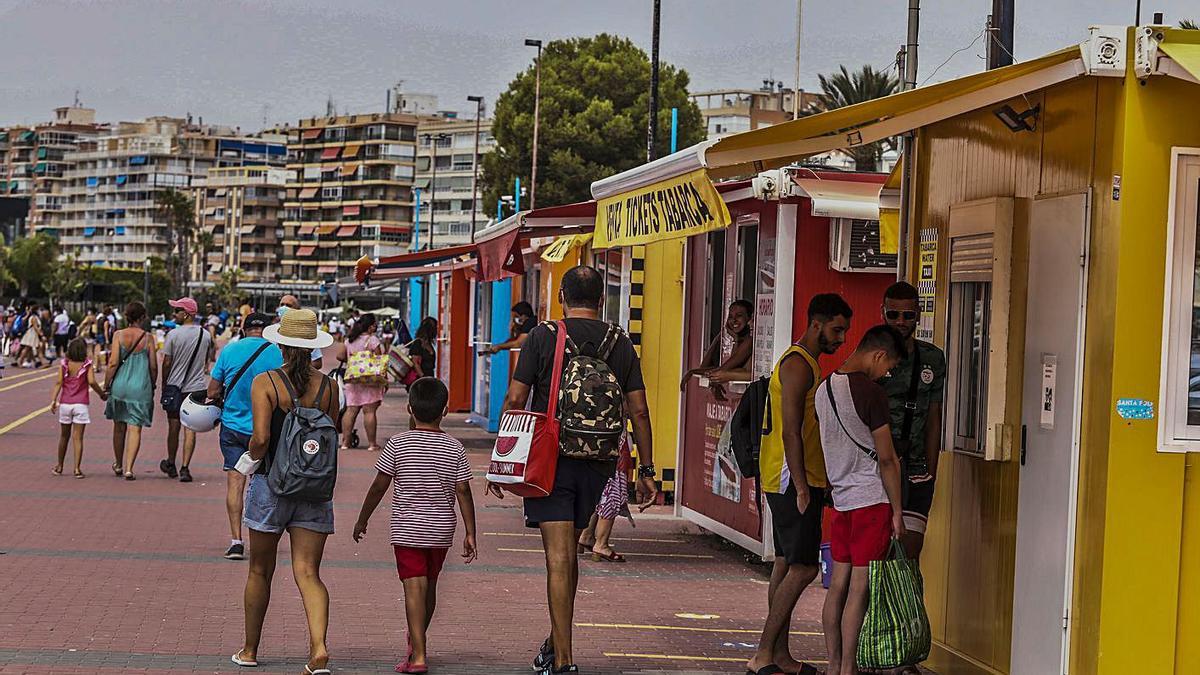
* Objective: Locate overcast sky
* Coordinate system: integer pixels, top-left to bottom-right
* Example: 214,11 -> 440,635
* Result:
0,0 -> 1194,130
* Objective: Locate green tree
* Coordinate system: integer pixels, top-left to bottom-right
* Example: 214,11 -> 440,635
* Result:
6,233 -> 58,297
482,34 -> 706,213
1181,19 -> 1198,29
0,244 -> 17,296
156,188 -> 195,293
46,254 -> 87,306
211,268 -> 243,308
809,65 -> 900,171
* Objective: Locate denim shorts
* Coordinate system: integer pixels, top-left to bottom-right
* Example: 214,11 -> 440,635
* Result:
218,426 -> 251,471
243,474 -> 335,535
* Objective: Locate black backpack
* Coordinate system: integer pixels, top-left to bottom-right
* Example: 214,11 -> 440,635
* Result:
729,376 -> 771,478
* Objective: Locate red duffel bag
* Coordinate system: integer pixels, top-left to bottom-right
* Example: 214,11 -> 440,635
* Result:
486,320 -> 567,497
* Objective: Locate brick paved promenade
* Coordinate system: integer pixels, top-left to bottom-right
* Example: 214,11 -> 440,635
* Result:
0,364 -> 833,674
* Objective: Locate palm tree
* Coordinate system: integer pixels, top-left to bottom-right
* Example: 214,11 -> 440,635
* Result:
194,229 -> 216,281
809,65 -> 901,172
1181,19 -> 1198,29
155,188 -> 195,294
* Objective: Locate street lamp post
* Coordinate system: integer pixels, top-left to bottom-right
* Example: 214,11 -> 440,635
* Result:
142,258 -> 151,307
524,38 -> 542,210
467,95 -> 484,242
418,132 -> 449,319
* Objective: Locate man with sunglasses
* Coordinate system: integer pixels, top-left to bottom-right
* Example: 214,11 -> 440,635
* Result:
880,282 -> 946,563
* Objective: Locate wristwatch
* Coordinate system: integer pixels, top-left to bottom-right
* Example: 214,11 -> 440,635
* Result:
637,465 -> 657,479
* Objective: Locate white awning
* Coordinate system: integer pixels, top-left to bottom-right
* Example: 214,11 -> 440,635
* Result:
589,141 -> 714,200
792,178 -> 882,220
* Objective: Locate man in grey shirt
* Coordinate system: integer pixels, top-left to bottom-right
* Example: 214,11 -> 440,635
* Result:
160,297 -> 213,482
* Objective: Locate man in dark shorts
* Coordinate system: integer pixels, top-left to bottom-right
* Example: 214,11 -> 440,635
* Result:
747,293 -> 852,675
159,297 -> 213,482
485,266 -> 657,675
879,282 -> 946,562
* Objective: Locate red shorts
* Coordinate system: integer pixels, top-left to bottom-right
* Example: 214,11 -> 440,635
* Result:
394,545 -> 450,580
830,503 -> 892,566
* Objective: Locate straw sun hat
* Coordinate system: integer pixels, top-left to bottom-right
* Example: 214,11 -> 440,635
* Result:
263,308 -> 334,349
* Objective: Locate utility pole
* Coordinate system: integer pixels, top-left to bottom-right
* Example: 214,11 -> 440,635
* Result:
524,39 -> 543,210
897,0 -> 920,282
793,0 -> 803,118
987,0 -> 1015,69
467,95 -> 484,241
647,0 -> 661,161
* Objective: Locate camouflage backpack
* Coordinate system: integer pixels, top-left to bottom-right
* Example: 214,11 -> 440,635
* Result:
550,321 -> 626,461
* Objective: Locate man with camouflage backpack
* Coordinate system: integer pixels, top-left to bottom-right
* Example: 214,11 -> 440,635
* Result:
486,266 -> 657,675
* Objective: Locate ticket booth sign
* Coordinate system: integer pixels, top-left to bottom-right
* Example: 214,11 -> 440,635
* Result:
593,169 -> 731,249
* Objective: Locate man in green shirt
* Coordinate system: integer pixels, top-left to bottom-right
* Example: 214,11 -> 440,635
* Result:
879,282 -> 946,562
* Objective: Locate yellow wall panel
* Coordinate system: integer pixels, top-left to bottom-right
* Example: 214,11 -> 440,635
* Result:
637,238 -> 685,486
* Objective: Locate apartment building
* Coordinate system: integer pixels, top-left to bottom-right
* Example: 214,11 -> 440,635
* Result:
191,165 -> 288,283
282,112 -> 419,282
414,114 -> 494,249
53,116 -> 286,269
0,105 -> 106,233
690,84 -> 820,139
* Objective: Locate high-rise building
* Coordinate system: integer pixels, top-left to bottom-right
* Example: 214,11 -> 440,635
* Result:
191,165 -> 288,283
689,85 -> 818,139
53,116 -> 286,269
414,114 -> 495,248
282,112 -> 419,282
0,104 -> 106,233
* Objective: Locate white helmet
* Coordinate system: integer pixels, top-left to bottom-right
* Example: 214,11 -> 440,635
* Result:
180,391 -> 221,433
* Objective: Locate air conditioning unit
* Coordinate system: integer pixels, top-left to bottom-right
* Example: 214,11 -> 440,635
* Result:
829,217 -> 898,273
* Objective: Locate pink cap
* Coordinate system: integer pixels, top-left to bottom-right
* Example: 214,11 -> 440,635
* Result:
168,297 -> 198,315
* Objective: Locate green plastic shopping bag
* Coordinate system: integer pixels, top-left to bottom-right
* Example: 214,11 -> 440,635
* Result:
856,538 -> 932,669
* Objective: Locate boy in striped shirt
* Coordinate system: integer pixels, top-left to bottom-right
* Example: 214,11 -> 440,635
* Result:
353,377 -> 477,674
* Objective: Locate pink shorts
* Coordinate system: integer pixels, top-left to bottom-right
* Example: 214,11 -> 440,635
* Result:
394,545 -> 449,580
830,503 -> 892,567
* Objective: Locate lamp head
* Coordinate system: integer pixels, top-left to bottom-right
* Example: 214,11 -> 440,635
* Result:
524,38 -> 542,48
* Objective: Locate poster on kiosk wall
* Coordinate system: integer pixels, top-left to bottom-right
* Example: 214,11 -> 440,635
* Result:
679,210 -> 775,552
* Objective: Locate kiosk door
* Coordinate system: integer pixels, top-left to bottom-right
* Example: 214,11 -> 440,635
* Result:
1010,192 -> 1089,675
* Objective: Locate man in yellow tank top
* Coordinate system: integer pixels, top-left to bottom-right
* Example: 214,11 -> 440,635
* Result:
747,294 -> 853,675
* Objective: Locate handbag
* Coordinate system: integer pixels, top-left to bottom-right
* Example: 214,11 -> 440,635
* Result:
387,342 -> 418,385
345,339 -> 388,386
161,327 -> 205,410
856,539 -> 932,668
486,320 -> 568,497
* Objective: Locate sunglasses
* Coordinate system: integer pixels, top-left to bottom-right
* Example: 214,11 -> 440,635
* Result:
885,310 -> 918,321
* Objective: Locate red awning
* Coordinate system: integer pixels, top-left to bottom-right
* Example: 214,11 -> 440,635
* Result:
376,243 -> 477,270
342,204 -> 360,216
298,186 -> 318,199
299,225 -> 316,235
367,258 -> 475,280
337,224 -> 359,237
296,245 -> 316,257
301,128 -> 322,140
321,147 -> 340,160
317,265 -> 337,274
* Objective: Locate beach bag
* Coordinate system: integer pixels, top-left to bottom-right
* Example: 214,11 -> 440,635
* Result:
857,539 -> 932,669
388,342 -> 418,386
345,341 -> 388,386
556,322 -> 626,461
266,372 -> 339,502
486,320 -> 568,497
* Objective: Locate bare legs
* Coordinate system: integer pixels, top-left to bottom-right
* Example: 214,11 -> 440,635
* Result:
540,521 -> 580,669
823,562 -> 869,675
111,421 -> 126,473
70,423 -> 85,475
748,559 -> 819,673
165,419 -> 197,471
55,423 -> 70,473
121,424 -> 143,477
225,470 -> 247,541
362,401 -> 380,449
401,575 -> 439,668
340,405 -> 361,448
289,527 -> 331,673
241,526 -> 330,673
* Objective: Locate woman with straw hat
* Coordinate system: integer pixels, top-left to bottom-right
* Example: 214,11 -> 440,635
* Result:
233,308 -> 337,675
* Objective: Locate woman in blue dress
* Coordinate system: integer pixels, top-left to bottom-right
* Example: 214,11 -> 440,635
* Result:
104,301 -> 157,480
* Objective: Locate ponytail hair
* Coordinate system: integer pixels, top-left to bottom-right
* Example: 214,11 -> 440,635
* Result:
280,344 -> 312,397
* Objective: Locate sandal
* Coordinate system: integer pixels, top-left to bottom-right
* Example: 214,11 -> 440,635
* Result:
52,467 -> 63,476
367,444 -> 382,453
74,470 -> 85,479
304,666 -> 332,675
230,650 -> 258,667
592,549 -> 627,563
395,662 -> 427,674
112,462 -> 122,476
124,472 -> 136,481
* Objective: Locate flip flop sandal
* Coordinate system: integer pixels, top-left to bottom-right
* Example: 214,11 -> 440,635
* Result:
112,462 -> 122,476
74,470 -> 85,479
395,662 -> 427,674
304,666 -> 332,675
592,550 -> 627,563
52,467 -> 63,476
231,651 -> 258,667
124,472 -> 136,481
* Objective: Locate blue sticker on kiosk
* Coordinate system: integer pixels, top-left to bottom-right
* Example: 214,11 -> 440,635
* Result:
1116,398 -> 1154,420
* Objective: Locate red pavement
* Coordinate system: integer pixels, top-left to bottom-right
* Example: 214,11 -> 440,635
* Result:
0,363 -> 834,674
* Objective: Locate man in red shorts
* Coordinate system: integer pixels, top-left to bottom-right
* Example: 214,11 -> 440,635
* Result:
814,325 -> 906,675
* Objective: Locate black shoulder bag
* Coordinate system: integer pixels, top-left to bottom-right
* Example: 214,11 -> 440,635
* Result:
161,328 -> 206,410
822,376 -> 879,462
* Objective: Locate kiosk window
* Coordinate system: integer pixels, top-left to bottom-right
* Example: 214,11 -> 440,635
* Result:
950,281 -> 991,456
705,229 -> 727,346
737,222 -> 758,301
597,248 -> 624,325
1159,152 -> 1200,451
